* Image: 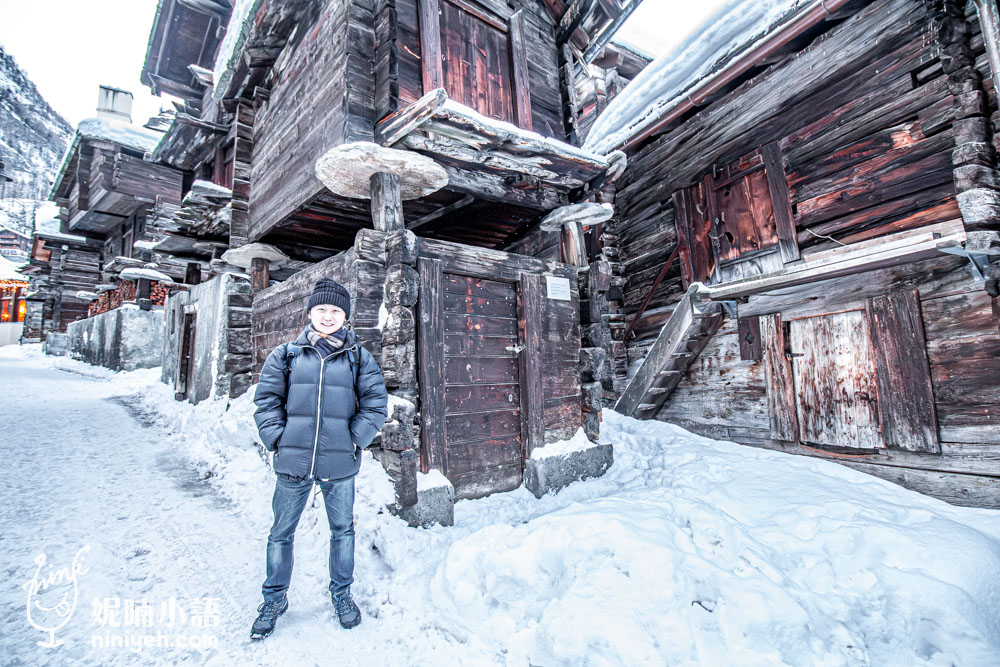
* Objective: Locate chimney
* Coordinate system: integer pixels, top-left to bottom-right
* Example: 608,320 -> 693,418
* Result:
96,86 -> 133,123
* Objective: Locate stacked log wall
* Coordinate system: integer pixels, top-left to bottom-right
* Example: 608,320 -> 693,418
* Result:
248,0 -> 377,242
611,0 -> 1000,506
251,246 -> 386,380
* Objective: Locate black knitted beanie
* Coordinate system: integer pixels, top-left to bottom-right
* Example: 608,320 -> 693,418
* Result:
306,278 -> 351,319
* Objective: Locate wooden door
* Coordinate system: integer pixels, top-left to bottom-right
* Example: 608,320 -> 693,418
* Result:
419,259 -> 525,499
789,310 -> 884,450
178,313 -> 197,399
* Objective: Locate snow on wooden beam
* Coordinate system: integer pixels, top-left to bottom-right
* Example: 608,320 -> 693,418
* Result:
374,90 -> 611,192
695,221 -> 969,302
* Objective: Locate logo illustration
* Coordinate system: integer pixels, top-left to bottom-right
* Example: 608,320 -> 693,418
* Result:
23,545 -> 90,648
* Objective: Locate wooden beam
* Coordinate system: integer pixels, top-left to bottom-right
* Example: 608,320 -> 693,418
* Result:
760,313 -> 798,441
417,257 -> 446,474
408,195 -> 475,232
418,0 -> 443,95
441,165 -> 568,210
519,273 -> 545,458
508,10 -> 533,131
696,222 -> 968,302
560,221 -> 588,267
375,88 -> 448,146
761,141 -> 800,263
251,257 -> 269,292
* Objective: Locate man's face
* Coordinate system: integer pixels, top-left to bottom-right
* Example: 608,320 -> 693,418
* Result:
309,304 -> 346,335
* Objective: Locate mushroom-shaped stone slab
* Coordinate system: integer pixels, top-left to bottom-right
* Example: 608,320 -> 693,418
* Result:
221,243 -> 290,270
74,291 -> 99,301
539,203 -> 615,232
315,142 -> 448,201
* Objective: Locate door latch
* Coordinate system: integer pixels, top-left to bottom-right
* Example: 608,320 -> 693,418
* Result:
506,344 -> 525,354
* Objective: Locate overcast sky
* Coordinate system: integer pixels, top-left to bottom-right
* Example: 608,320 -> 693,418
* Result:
0,0 -> 170,128
0,0 -> 728,130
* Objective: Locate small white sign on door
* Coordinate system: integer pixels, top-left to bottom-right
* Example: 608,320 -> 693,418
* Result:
545,275 -> 571,301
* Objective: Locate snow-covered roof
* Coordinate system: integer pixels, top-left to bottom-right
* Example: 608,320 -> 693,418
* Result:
77,117 -> 162,153
584,0 -> 810,154
119,267 -> 174,283
0,255 -> 27,281
34,229 -> 88,244
213,0 -> 263,96
0,224 -> 30,239
50,118 -> 164,199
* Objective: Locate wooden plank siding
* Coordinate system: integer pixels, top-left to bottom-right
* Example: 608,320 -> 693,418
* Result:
248,0 -> 376,242
392,0 -> 564,138
612,0 -> 1000,506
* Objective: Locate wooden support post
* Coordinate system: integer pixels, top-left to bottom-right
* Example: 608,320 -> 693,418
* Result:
185,262 -> 201,286
561,221 -> 589,268
250,257 -> 269,292
137,278 -> 152,300
370,172 -> 405,232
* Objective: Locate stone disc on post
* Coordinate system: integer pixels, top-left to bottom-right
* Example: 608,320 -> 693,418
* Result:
315,142 -> 449,201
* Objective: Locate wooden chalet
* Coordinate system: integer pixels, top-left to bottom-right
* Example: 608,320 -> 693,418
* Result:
42,88 -> 193,369
586,0 -> 1000,507
130,0 -> 648,518
19,230 -> 102,342
0,225 -> 31,262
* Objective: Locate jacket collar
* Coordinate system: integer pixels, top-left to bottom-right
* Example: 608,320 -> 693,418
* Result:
292,325 -> 357,350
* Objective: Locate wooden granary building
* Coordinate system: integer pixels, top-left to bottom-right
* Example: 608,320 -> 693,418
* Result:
588,0 -> 1000,508
135,0 -> 649,521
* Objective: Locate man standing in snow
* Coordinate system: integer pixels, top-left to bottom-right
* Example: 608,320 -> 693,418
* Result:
250,277 -> 388,640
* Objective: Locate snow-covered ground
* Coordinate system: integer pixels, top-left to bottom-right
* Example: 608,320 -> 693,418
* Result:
2,344 -> 998,666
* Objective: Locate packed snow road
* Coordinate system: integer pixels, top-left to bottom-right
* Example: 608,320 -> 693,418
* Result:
2,345 -> 1000,666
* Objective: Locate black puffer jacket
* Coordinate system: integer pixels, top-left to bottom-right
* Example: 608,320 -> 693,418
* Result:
253,327 -> 388,481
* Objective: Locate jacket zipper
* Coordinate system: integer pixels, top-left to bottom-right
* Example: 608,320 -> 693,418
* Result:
308,355 -> 326,479
294,342 -> 358,480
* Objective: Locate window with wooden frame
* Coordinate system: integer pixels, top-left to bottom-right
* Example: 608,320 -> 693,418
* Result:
418,0 -> 532,129
673,141 -> 800,287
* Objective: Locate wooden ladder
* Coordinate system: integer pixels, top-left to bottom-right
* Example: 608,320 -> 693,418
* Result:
614,283 -> 724,419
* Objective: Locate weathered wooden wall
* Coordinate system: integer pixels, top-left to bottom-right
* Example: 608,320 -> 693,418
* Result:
612,0 -> 1000,506
248,0 -> 377,242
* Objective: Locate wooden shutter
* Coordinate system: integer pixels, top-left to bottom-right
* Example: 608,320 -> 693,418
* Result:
674,143 -> 799,285
417,0 -> 532,129
866,290 -> 940,453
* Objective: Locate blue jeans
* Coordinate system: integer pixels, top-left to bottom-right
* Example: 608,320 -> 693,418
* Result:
262,473 -> 355,602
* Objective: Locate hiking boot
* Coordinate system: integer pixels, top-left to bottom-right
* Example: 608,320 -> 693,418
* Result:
250,597 -> 288,640
332,591 -> 361,629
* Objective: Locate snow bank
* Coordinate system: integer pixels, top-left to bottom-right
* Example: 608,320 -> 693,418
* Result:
10,344 -> 998,665
585,0 -> 808,154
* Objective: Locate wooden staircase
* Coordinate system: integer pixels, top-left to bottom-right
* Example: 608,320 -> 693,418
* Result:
615,283 -> 724,419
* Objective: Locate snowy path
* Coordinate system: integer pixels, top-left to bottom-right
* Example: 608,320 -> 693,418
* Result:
3,345 -> 1000,666
0,353 -> 255,664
